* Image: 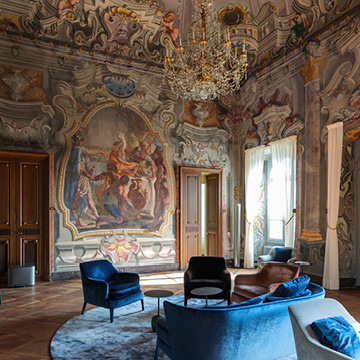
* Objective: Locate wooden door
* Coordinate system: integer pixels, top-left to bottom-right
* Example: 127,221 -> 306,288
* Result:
0,153 -> 49,282
179,167 -> 201,268
206,173 -> 220,256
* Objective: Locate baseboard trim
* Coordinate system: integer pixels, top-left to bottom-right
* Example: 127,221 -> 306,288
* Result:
50,263 -> 180,281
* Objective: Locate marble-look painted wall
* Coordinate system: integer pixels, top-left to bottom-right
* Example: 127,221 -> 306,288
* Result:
227,8 -> 360,282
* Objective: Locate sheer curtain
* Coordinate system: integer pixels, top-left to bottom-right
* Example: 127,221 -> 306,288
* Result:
244,146 -> 265,268
323,122 -> 343,290
269,136 -> 297,247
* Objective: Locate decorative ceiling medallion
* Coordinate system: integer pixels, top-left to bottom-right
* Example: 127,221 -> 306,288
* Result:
103,76 -> 135,97
219,6 -> 247,26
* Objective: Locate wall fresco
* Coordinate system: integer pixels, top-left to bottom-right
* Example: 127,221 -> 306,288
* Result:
62,105 -> 170,233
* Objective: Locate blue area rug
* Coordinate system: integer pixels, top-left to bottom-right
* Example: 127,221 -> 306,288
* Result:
50,295 -> 297,360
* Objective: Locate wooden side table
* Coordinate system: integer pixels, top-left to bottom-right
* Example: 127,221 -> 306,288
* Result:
144,289 -> 174,332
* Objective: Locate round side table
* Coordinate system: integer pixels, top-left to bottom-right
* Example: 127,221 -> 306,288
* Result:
144,289 -> 174,332
190,287 -> 222,306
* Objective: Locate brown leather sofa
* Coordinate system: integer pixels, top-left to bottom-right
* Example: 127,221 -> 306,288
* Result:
232,262 -> 300,303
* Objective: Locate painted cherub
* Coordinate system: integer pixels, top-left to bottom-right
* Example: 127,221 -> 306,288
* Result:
57,0 -> 80,19
161,11 -> 179,46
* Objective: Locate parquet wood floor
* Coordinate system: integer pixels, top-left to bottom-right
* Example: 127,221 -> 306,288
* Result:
0,269 -> 359,360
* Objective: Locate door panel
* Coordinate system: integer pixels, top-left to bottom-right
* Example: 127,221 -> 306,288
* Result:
0,153 -> 48,282
179,166 -> 223,268
206,174 -> 220,256
0,239 -> 10,274
19,162 -> 42,228
0,161 -> 12,227
180,168 -> 201,268
21,238 -> 40,274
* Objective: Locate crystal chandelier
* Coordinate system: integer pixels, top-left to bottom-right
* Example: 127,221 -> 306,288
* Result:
164,0 -> 248,101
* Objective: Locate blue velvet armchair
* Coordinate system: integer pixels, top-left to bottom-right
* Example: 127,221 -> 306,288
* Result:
184,256 -> 231,306
79,259 -> 144,322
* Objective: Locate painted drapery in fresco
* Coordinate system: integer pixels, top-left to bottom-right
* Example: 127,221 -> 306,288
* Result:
63,106 -> 170,233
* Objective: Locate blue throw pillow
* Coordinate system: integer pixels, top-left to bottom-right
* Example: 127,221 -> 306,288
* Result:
311,316 -> 360,359
272,275 -> 310,298
273,247 -> 292,262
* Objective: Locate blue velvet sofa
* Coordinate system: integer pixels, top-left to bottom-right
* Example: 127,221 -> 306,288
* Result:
155,282 -> 325,360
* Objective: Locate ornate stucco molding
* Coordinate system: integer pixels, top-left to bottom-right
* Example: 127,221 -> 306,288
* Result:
173,122 -> 231,177
0,98 -> 54,148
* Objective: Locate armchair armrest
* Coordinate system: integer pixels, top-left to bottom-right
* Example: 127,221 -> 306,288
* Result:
258,254 -> 272,263
110,272 -> 139,285
184,269 -> 194,284
82,277 -> 109,300
220,269 -> 231,283
287,257 -> 296,264
234,273 -> 260,286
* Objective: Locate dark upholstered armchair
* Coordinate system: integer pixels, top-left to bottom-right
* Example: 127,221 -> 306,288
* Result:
79,259 -> 144,322
232,262 -> 300,303
184,256 -> 231,306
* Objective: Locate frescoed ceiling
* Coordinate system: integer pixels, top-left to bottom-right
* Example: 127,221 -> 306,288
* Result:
0,0 -> 358,80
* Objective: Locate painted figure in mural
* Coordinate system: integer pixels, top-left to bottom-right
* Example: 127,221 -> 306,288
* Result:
117,175 -> 140,222
57,0 -> 80,19
64,132 -> 106,227
151,146 -> 170,230
82,163 -> 123,222
73,163 -> 101,228
81,166 -> 139,224
161,11 -> 179,46
286,13 -> 308,47
109,140 -> 142,176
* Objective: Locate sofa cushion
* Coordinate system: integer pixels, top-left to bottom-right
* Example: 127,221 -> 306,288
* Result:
108,283 -> 141,299
271,275 -> 310,298
311,316 -> 360,359
273,247 -> 292,262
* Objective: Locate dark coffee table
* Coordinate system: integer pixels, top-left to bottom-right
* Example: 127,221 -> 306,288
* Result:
190,287 -> 222,306
144,289 -> 174,331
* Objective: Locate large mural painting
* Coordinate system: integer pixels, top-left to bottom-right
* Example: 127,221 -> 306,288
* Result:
61,105 -> 170,235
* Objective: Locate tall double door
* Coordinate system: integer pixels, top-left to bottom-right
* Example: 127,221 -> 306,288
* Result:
178,166 -> 223,269
0,152 -> 49,282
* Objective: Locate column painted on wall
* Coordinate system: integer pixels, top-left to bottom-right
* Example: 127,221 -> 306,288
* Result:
300,56 -> 324,241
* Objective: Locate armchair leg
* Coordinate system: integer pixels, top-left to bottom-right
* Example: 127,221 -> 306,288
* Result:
184,297 -> 187,306
110,308 -> 114,323
81,303 -> 87,315
154,344 -> 160,360
141,299 -> 145,311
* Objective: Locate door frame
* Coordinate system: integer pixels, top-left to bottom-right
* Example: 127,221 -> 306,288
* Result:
176,165 -> 223,269
0,151 -> 51,282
